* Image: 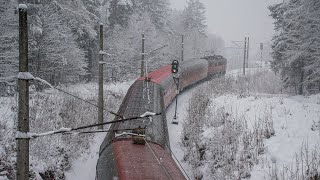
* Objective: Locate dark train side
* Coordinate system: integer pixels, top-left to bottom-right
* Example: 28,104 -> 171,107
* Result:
96,55 -> 227,180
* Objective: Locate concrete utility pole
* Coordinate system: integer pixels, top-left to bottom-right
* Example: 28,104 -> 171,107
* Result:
141,33 -> 145,77
17,4 -> 29,180
243,37 -> 247,75
98,24 -> 104,130
246,37 -> 250,68
181,35 -> 184,62
260,43 -> 264,68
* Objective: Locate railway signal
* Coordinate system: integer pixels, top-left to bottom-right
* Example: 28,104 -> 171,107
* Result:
171,60 -> 179,74
171,60 -> 180,124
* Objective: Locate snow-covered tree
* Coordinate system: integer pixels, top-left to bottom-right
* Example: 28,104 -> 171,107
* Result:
105,12 -> 168,81
182,0 -> 207,35
269,0 -> 320,94
0,0 -> 18,95
133,0 -> 170,31
30,1 -> 87,85
181,0 -> 208,59
108,0 -> 133,29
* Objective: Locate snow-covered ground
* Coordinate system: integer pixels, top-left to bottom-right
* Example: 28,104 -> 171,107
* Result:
65,133 -> 107,180
63,81 -> 133,180
2,70 -> 320,179
166,87 -> 197,179
166,71 -> 320,179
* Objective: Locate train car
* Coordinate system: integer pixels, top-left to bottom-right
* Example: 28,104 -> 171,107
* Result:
202,55 -> 227,78
96,55 -> 227,180
179,58 -> 209,90
96,80 -> 186,180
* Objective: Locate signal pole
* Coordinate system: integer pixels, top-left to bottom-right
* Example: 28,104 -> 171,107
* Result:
243,37 -> 247,75
17,4 -> 29,180
171,60 -> 179,124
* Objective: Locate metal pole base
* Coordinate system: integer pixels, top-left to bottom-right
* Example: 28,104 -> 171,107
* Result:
172,115 -> 178,124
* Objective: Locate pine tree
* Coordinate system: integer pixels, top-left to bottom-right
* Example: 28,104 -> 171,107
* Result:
269,0 -> 320,94
0,0 -> 18,95
108,0 -> 133,29
31,1 -> 87,85
133,0 -> 170,31
181,0 -> 208,59
183,0 -> 207,35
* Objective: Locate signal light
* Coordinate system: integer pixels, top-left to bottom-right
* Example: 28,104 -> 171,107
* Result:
171,60 -> 179,74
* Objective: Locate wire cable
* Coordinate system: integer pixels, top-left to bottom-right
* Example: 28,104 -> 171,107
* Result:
144,138 -> 174,180
16,113 -> 161,139
53,87 -> 122,118
63,128 -> 143,135
152,121 -> 191,180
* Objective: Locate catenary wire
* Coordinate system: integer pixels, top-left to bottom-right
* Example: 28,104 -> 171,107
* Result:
151,121 -> 191,180
144,138 -> 174,180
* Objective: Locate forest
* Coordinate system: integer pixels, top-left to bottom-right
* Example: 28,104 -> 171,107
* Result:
270,0 -> 320,95
0,0 -> 224,96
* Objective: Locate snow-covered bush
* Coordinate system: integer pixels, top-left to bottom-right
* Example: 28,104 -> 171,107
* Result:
0,83 -> 126,179
0,97 -> 17,180
206,70 -> 283,98
181,72 -> 277,179
265,141 -> 320,180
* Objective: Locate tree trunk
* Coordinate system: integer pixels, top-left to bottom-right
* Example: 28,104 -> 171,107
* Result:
298,70 -> 304,95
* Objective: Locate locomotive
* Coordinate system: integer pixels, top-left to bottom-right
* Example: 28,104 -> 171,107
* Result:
96,55 -> 227,180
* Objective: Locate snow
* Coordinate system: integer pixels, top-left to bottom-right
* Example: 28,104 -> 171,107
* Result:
33,77 -> 54,88
62,81 -> 133,180
166,77 -> 320,179
17,72 -> 35,80
118,0 -> 132,6
140,111 -> 156,117
18,4 -> 27,10
98,50 -> 113,56
98,61 -> 106,64
166,88 -> 197,179
0,80 -> 134,179
17,73 -> 54,89
16,128 -> 72,139
115,132 -> 146,138
65,133 -> 107,180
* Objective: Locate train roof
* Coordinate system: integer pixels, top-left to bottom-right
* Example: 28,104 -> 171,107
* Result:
138,65 -> 172,84
201,55 -> 226,61
112,139 -> 186,179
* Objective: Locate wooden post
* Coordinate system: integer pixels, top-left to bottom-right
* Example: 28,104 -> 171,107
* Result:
141,33 -> 145,77
17,4 -> 29,180
243,37 -> 247,75
181,35 -> 184,62
98,24 -> 104,129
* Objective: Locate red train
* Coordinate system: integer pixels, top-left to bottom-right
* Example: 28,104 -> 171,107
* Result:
96,55 -> 227,180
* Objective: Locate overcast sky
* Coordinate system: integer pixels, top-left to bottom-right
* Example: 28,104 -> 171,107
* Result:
170,0 -> 281,49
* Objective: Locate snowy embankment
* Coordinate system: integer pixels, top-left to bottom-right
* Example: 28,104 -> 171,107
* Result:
166,69 -> 320,180
64,82 -> 133,180
0,81 -> 132,179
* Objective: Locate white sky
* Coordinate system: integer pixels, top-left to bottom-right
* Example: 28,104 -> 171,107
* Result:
170,0 -> 282,48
